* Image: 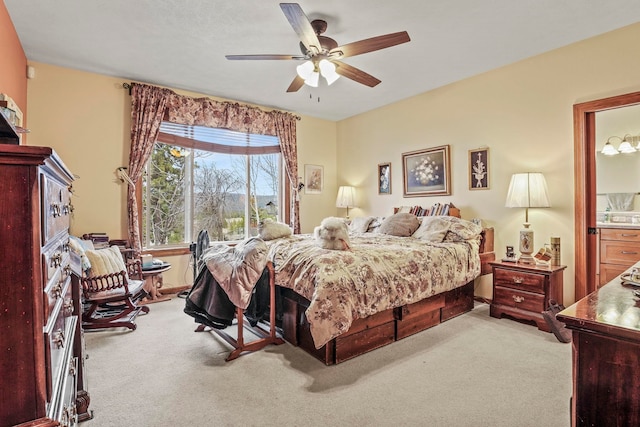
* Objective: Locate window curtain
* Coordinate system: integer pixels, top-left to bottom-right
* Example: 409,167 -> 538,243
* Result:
127,83 -> 301,252
127,83 -> 172,254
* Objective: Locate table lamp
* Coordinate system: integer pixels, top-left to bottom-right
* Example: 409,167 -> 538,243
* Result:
336,186 -> 356,219
505,173 -> 550,265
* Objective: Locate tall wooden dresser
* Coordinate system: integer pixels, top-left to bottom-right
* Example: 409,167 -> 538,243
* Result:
0,143 -> 91,426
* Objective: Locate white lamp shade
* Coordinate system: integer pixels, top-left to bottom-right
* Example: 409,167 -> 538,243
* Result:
305,71 -> 319,87
618,139 -> 636,153
319,59 -> 340,85
601,142 -> 619,155
505,173 -> 550,208
296,61 -> 314,79
336,186 -> 356,208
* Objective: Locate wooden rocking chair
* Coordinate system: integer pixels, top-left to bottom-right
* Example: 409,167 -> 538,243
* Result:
81,247 -> 150,331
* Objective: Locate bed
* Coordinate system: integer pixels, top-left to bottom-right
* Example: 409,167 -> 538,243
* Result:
265,208 -> 495,365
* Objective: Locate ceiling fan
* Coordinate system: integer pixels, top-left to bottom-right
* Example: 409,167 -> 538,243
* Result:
225,3 -> 411,92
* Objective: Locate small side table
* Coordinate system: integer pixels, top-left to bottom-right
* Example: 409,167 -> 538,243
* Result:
489,261 -> 566,332
141,263 -> 172,304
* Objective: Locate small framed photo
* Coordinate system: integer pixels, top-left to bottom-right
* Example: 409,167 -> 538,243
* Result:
469,147 -> 489,190
402,145 -> 451,197
378,162 -> 391,194
304,164 -> 324,194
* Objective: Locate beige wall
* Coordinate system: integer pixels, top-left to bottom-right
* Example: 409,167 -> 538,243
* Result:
23,22 -> 640,302
25,63 -> 337,287
337,22 -> 640,304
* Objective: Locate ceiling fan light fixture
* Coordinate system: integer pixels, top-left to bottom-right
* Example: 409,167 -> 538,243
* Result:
305,71 -> 320,87
296,60 -> 315,79
319,59 -> 340,85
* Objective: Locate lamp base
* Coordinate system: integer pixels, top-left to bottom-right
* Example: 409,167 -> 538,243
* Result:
518,223 -> 535,265
518,253 -> 536,265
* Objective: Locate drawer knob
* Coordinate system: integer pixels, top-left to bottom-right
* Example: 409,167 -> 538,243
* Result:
513,276 -> 524,284
621,251 -> 638,255
53,281 -> 63,299
513,295 -> 524,303
63,299 -> 74,315
53,329 -> 65,349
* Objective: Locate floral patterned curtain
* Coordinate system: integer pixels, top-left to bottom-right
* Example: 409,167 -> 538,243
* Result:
127,83 -> 172,254
127,83 -> 301,251
270,110 -> 300,233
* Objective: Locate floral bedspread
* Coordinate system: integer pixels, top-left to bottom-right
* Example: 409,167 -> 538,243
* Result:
267,233 -> 481,348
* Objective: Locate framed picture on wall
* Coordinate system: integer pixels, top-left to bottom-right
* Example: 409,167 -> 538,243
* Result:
469,147 -> 489,190
304,164 -> 324,194
378,162 -> 392,194
402,145 -> 451,197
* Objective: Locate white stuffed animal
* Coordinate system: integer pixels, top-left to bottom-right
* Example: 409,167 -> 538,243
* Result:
258,218 -> 292,240
314,217 -> 351,250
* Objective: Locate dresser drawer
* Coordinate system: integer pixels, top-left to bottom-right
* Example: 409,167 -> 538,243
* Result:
600,228 -> 640,242
43,236 -> 71,287
600,240 -> 640,265
41,172 -> 72,246
494,286 -> 545,313
49,354 -> 78,427
44,272 -> 72,326
44,300 -> 77,403
494,267 -> 545,293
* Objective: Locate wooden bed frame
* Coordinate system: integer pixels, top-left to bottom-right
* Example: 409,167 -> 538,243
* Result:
278,207 -> 495,365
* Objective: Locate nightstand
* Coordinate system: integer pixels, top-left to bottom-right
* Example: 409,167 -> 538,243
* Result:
489,261 -> 566,332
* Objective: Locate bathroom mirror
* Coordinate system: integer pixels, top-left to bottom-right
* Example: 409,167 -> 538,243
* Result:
595,104 -> 640,216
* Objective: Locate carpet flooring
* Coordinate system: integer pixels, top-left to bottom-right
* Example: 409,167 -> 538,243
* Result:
83,297 -> 571,427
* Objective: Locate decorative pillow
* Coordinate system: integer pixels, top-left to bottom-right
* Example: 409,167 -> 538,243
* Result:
258,218 -> 292,240
441,217 -> 483,242
378,213 -> 420,237
348,216 -> 375,233
85,246 -> 127,276
367,217 -> 385,233
412,216 -> 451,242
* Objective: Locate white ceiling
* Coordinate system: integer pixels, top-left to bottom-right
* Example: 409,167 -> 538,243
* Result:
6,1 -> 640,121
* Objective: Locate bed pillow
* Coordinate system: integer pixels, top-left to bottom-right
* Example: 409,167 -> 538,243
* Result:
378,213 -> 420,237
348,216 -> 375,233
367,217 -> 385,233
412,216 -> 451,242
84,246 -> 127,276
442,217 -> 483,242
258,218 -> 292,240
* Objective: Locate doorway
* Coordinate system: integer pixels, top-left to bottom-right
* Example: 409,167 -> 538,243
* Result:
574,91 -> 640,300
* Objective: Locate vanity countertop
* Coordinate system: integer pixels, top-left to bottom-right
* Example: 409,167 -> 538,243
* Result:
596,222 -> 640,229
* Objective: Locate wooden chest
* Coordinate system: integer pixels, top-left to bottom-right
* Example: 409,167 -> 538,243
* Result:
0,145 -> 90,426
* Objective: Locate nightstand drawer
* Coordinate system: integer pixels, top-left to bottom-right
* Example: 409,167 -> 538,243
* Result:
494,286 -> 545,313
494,268 -> 545,293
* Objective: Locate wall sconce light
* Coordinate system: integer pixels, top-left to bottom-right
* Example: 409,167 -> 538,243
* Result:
601,135 -> 638,155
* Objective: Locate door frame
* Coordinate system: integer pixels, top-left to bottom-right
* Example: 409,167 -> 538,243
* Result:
574,91 -> 640,300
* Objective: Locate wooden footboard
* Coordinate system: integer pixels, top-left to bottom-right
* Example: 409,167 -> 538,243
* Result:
279,281 -> 474,365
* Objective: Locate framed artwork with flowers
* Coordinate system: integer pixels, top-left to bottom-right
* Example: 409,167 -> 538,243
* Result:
402,145 -> 451,197
469,147 -> 489,190
304,164 -> 324,194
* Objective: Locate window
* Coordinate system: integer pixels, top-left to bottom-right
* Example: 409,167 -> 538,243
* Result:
141,122 -> 282,248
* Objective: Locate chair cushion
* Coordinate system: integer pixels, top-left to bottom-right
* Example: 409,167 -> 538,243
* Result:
85,246 -> 127,276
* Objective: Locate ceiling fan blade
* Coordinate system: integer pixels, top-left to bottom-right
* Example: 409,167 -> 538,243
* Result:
330,31 -> 410,58
286,75 -> 305,92
333,60 -> 381,87
280,3 -> 321,54
226,54 -> 305,60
